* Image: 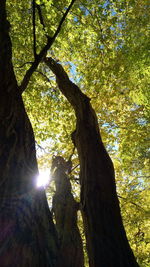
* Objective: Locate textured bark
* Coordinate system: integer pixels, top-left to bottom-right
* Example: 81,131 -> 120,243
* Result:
0,2 -> 59,266
52,158 -> 84,267
45,57 -> 139,267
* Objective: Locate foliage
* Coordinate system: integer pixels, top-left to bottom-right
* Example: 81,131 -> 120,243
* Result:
6,0 -> 150,265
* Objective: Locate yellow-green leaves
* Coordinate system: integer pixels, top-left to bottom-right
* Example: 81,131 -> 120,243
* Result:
7,1 -> 150,265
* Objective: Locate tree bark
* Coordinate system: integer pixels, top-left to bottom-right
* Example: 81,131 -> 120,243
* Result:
0,2 -> 59,266
45,57 -> 139,267
52,157 -> 84,267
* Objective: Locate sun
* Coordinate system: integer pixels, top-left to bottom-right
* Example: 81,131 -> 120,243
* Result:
36,169 -> 51,188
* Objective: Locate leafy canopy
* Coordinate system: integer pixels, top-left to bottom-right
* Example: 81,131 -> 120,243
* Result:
6,1 -> 150,265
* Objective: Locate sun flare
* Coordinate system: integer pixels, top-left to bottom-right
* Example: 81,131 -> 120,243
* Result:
36,169 -> 51,188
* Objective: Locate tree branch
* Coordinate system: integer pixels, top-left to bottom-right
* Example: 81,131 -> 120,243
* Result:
35,70 -> 54,83
70,164 -> 80,173
118,195 -> 146,211
15,61 -> 33,69
52,0 -> 76,40
19,0 -> 76,93
44,56 -> 89,111
35,3 -> 46,33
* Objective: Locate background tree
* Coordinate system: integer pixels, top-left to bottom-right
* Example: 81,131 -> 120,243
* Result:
51,156 -> 84,267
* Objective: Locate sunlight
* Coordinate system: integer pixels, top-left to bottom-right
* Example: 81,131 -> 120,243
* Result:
36,169 -> 51,188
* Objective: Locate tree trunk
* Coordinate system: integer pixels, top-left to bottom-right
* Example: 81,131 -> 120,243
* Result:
52,157 -> 84,267
0,2 -> 59,266
45,57 -> 139,267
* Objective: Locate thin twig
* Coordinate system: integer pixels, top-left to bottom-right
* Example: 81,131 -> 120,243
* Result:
35,70 -> 54,83
35,141 -> 47,152
118,195 -> 146,211
71,164 -> 80,173
15,61 -> 33,69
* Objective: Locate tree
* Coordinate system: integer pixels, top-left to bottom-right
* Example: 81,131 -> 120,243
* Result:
51,156 -> 84,267
0,0 -> 75,266
45,57 -> 139,267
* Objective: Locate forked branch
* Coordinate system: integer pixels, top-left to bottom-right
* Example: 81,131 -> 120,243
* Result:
19,0 -> 76,93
